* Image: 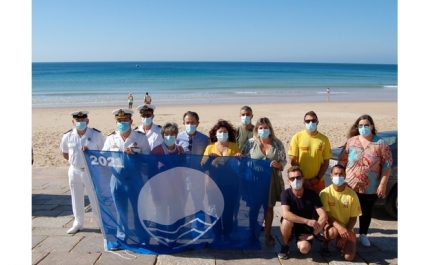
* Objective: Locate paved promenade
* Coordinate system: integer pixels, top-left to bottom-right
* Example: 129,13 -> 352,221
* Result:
32,167 -> 398,264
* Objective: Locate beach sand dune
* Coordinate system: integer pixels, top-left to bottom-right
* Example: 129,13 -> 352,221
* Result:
32,102 -> 397,168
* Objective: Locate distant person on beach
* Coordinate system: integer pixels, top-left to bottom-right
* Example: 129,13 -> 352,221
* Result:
144,92 -> 152,104
102,108 -> 151,248
135,104 -> 163,150
337,114 -> 392,247
127,93 -> 134,109
59,110 -> 104,234
278,166 -> 327,260
236,105 -> 255,151
288,111 -> 332,195
241,117 -> 286,246
327,88 -> 330,94
319,164 -> 362,260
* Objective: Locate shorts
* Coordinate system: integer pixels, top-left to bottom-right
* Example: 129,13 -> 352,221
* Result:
280,217 -> 314,245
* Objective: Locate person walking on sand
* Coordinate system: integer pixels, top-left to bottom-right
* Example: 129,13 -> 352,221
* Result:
127,93 -> 134,109
144,92 -> 152,104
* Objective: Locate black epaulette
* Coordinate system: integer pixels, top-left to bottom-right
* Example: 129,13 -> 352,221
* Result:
64,129 -> 72,134
137,131 -> 146,135
157,125 -> 161,128
133,126 -> 139,130
93,128 -> 101,132
108,131 -> 116,136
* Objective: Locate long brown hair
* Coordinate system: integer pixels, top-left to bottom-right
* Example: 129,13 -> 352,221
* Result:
347,114 -> 377,138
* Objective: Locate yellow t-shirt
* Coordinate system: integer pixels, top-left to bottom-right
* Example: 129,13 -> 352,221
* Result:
319,185 -> 362,228
288,130 -> 332,179
203,142 -> 240,156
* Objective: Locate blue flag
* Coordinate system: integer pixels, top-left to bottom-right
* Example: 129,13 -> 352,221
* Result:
83,150 -> 272,254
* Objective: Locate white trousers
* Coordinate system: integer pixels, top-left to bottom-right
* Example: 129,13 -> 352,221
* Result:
68,166 -> 101,228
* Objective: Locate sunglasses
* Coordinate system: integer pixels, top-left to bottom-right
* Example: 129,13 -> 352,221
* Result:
304,119 -> 317,124
188,136 -> 193,152
358,124 -> 370,128
141,114 -> 152,118
288,176 -> 303,181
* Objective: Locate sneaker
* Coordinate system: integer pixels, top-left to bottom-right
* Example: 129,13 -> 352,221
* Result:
278,244 -> 290,259
359,234 -> 371,247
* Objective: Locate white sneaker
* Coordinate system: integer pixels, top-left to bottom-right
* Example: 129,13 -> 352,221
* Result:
359,234 -> 371,247
67,225 -> 83,234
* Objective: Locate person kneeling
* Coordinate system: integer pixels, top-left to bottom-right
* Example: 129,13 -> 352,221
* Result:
278,166 -> 328,259
319,164 -> 362,261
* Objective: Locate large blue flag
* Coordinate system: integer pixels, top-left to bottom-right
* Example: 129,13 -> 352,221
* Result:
83,150 -> 272,254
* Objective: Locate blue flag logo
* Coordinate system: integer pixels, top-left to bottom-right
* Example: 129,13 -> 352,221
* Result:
84,150 -> 272,254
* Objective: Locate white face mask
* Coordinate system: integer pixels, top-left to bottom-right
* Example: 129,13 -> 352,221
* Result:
290,178 -> 303,190
241,116 -> 251,125
332,176 -> 345,186
216,132 -> 229,142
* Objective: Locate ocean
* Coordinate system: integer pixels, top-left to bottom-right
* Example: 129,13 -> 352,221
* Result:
32,62 -> 397,108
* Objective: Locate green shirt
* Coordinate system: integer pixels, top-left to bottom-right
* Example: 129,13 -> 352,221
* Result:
236,124 -> 254,151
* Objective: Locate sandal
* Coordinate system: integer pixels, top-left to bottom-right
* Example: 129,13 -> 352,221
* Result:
265,234 -> 275,246
319,246 -> 330,257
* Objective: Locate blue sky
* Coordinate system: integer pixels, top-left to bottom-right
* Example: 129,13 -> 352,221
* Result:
32,0 -> 397,64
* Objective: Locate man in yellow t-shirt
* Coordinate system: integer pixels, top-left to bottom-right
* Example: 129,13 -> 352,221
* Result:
319,164 -> 362,261
288,111 -> 332,194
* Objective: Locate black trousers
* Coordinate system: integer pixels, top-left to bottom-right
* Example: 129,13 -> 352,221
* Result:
356,193 -> 378,235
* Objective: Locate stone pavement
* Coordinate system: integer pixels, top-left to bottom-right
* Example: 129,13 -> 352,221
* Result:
32,167 -> 398,264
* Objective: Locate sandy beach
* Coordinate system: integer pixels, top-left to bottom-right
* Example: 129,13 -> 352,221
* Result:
32,101 -> 397,168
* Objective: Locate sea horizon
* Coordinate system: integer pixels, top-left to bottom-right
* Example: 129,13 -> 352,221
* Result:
32,61 -> 397,108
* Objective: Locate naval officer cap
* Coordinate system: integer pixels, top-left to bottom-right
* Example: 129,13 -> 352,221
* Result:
70,111 -> 89,119
137,104 -> 156,114
112,109 -> 134,119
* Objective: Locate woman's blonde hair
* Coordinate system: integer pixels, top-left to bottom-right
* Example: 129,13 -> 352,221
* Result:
253,117 -> 278,141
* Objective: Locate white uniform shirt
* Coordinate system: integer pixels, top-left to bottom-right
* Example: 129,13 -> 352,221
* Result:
102,130 -> 151,154
135,124 -> 163,151
60,127 -> 105,168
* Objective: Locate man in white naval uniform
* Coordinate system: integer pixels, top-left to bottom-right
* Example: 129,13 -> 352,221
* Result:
102,108 -> 151,247
60,110 -> 104,234
134,104 -> 163,150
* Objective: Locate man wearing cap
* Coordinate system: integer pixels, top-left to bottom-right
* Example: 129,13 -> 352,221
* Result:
135,104 -> 163,150
102,108 -> 151,246
59,111 -> 105,234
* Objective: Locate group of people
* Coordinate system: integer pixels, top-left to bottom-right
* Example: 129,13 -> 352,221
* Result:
278,114 -> 392,260
59,104 -> 392,260
127,92 -> 152,109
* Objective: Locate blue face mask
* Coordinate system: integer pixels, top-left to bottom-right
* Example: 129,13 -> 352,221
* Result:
258,129 -> 270,139
216,132 -> 229,142
332,176 -> 345,186
75,122 -> 87,131
241,116 -> 251,125
142,117 -> 152,126
185,124 -> 196,134
358,126 -> 371,137
305,122 -> 317,132
164,135 -> 176,146
117,122 -> 130,133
